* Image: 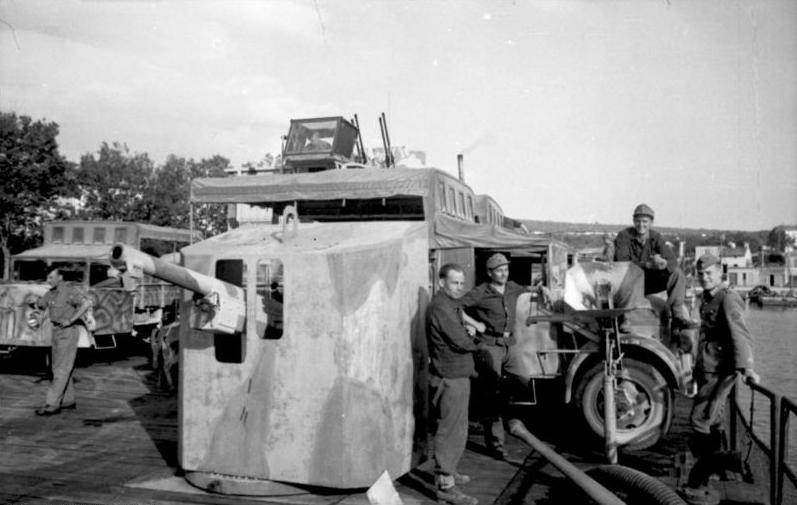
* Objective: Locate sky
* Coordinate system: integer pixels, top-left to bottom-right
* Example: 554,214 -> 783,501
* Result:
1,0 -> 795,231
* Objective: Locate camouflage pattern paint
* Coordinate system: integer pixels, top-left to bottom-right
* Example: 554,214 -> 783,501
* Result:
0,283 -> 52,346
177,221 -> 429,488
88,288 -> 135,336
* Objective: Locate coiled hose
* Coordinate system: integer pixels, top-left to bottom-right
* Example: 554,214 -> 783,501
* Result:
587,465 -> 687,505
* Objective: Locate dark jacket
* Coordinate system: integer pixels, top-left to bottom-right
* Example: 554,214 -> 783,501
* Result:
427,290 -> 477,378
460,280 -> 528,345
697,286 -> 755,374
614,227 -> 677,272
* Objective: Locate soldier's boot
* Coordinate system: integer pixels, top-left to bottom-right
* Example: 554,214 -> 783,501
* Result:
453,473 -> 471,485
436,474 -> 478,505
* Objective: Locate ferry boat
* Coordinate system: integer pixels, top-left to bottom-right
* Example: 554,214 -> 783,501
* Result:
1,116 -> 795,505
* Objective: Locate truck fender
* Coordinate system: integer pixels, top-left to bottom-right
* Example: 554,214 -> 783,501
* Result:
564,334 -> 684,404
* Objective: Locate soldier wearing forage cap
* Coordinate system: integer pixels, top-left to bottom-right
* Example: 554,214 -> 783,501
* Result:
460,253 -> 542,459
614,203 -> 697,331
681,253 -> 760,505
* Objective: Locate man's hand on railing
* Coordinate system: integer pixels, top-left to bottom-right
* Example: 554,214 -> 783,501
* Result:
741,368 -> 761,385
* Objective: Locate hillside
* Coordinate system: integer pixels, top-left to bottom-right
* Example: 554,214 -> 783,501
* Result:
519,219 -> 774,252
520,219 -> 737,236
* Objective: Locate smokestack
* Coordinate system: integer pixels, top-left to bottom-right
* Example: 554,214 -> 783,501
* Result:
457,154 -> 464,182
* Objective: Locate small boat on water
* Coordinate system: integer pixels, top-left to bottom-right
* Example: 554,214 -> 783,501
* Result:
747,285 -> 797,307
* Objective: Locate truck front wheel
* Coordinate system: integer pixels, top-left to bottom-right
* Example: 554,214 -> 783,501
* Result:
572,358 -> 672,451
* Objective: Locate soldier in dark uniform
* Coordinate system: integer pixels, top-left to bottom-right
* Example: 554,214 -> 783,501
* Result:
614,203 -> 697,330
34,267 -> 91,416
427,263 -> 479,505
681,253 -> 760,505
460,253 -> 537,460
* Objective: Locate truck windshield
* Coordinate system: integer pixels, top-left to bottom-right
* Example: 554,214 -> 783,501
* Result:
12,260 -> 47,282
51,261 -> 87,283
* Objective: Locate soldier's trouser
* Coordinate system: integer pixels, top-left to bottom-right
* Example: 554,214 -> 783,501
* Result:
45,326 -> 80,407
687,371 -> 739,487
474,344 -> 531,448
644,267 -> 687,311
431,376 -> 470,477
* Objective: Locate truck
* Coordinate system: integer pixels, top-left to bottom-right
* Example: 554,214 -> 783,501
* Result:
0,221 -> 198,362
113,116 -> 695,493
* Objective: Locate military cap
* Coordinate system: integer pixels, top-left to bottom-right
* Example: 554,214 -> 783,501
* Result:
486,253 -> 510,270
696,253 -> 721,269
633,203 -> 655,219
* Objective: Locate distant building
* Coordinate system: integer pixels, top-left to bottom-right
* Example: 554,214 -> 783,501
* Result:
759,266 -> 789,289
722,243 -> 753,268
695,245 -> 722,260
694,243 -> 752,268
726,266 -> 759,288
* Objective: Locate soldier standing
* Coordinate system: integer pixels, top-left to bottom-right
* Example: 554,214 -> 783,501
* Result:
34,267 -> 91,416
427,263 -> 479,505
681,254 -> 760,505
460,253 -> 535,460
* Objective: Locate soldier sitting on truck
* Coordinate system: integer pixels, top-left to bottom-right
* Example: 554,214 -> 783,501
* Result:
613,203 -> 698,332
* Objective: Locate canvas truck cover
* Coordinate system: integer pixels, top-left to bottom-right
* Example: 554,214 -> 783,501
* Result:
191,167 -> 436,203
176,220 -> 430,488
190,168 -> 566,251
14,244 -> 112,261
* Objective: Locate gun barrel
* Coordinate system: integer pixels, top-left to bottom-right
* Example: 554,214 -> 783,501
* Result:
110,244 -> 243,299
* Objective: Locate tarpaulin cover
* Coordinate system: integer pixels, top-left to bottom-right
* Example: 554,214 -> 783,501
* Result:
190,167 -> 568,253
134,223 -> 200,242
432,214 -> 562,250
14,244 -> 112,261
191,167 -> 440,203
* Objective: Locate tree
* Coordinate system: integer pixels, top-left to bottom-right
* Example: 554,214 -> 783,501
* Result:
767,225 -> 797,252
189,155 -> 230,238
0,112 -> 74,278
76,142 -> 153,221
137,154 -> 229,237
138,155 -> 193,229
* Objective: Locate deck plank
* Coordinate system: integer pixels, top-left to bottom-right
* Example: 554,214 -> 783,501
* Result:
2,350 -> 769,505
1,353 -> 543,505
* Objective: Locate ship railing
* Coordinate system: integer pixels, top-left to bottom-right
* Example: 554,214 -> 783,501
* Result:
729,379 -> 797,505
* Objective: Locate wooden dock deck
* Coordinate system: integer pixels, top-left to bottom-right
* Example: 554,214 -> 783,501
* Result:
0,350 -> 765,505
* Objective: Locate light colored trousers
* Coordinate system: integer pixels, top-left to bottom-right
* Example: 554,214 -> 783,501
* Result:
46,326 -> 80,407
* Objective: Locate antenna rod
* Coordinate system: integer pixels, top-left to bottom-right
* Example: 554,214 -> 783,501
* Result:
378,115 -> 389,167
381,112 -> 393,167
353,114 -> 367,164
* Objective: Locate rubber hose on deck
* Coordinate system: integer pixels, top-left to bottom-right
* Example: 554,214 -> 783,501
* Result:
587,465 -> 686,505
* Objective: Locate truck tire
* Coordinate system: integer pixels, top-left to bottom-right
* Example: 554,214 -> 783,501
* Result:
573,358 -> 672,450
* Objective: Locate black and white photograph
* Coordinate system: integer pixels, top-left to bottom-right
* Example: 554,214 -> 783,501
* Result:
1,1 -> 795,504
